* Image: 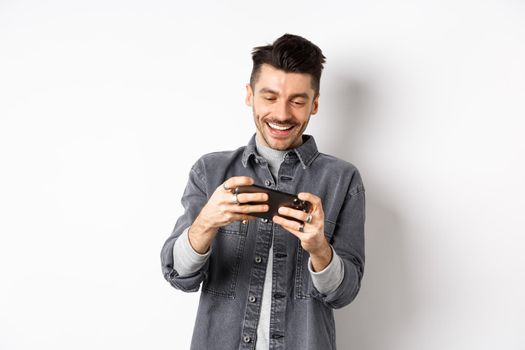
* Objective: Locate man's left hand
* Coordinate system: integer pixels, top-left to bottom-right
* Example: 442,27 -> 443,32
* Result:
272,192 -> 332,272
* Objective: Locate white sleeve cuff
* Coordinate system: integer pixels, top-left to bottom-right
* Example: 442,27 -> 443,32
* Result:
308,245 -> 345,295
172,227 -> 211,277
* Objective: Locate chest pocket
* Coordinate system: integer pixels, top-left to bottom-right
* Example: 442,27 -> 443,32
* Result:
294,220 -> 336,299
202,221 -> 248,299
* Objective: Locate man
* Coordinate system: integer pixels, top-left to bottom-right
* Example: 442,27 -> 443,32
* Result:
161,34 -> 365,350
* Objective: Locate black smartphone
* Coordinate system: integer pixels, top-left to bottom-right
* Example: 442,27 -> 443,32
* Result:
234,184 -> 311,221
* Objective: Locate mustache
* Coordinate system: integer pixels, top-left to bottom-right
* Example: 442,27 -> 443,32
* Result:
263,118 -> 298,125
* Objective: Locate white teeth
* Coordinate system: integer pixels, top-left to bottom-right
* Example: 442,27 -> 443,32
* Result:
268,122 -> 293,131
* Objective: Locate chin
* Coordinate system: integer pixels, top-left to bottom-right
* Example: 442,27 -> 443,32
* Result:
269,139 -> 297,151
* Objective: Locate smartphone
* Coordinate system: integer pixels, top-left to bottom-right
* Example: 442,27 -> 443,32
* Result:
234,184 -> 311,221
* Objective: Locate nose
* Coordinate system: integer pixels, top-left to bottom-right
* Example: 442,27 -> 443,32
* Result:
273,100 -> 292,121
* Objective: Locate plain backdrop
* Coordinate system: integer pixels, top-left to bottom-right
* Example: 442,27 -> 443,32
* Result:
1,1 -> 524,349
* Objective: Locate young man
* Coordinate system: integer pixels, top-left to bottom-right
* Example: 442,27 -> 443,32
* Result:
161,34 -> 365,350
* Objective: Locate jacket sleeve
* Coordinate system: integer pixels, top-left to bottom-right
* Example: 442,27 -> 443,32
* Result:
160,162 -> 210,293
311,170 -> 366,309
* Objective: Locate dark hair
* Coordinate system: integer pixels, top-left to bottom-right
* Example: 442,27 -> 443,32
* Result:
250,34 -> 326,95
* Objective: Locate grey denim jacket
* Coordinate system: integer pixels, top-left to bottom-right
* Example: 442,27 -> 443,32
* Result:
161,135 -> 365,350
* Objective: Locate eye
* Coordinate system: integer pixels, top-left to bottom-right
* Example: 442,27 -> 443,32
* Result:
292,100 -> 306,106
263,96 -> 277,102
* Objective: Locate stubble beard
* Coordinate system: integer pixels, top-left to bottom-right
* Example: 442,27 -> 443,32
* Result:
254,113 -> 308,151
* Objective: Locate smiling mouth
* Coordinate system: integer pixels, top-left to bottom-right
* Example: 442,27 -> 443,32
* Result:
267,122 -> 294,131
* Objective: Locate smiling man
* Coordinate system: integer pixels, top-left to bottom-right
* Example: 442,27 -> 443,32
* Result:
161,34 -> 365,350
248,63 -> 318,151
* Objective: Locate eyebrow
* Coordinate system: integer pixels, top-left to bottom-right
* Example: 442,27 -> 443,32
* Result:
258,88 -> 310,100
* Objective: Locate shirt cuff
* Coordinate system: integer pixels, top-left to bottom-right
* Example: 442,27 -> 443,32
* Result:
308,245 -> 345,295
172,227 -> 211,277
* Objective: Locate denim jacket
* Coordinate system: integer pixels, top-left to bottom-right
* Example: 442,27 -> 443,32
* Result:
161,135 -> 365,350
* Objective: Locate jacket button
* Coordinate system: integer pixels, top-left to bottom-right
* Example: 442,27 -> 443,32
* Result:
261,218 -> 268,223
241,220 -> 248,225
248,296 -> 256,303
265,180 -> 272,187
243,335 -> 251,343
254,256 -> 262,264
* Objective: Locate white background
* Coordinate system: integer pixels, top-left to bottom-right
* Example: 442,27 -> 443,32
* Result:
1,1 -> 524,349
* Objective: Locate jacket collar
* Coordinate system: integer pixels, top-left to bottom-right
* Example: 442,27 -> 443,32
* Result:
242,134 -> 319,169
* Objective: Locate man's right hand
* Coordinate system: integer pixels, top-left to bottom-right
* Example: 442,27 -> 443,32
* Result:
188,176 -> 269,254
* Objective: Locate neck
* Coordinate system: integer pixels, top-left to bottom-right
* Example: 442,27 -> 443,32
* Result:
255,134 -> 303,152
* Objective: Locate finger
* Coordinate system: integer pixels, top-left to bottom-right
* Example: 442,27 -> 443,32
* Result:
233,204 -> 269,214
297,192 -> 321,206
277,206 -> 309,221
236,192 -> 269,203
223,176 -> 254,190
305,212 -> 314,224
221,192 -> 268,207
272,215 -> 306,238
220,190 -> 264,207
229,214 -> 259,222
298,192 -> 323,214
223,192 -> 241,205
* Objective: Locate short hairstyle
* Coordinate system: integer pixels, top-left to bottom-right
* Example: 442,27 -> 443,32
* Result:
250,34 -> 326,95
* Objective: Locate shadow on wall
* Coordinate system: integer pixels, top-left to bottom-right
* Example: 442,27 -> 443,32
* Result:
326,78 -> 416,349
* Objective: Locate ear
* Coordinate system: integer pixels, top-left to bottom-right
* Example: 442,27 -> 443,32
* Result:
311,93 -> 320,115
245,84 -> 254,107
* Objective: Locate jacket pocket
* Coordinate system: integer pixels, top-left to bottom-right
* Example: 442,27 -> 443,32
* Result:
294,220 -> 336,299
202,221 -> 248,299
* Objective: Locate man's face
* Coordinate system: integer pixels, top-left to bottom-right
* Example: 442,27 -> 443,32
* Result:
245,64 -> 319,151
